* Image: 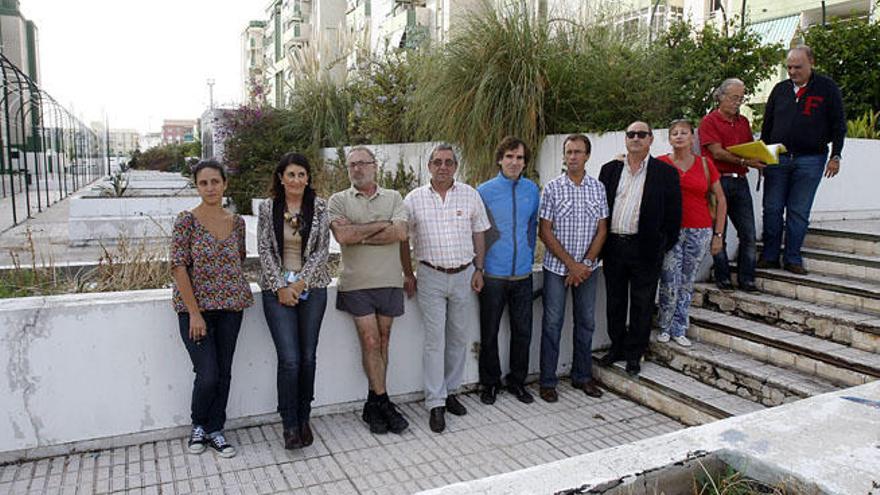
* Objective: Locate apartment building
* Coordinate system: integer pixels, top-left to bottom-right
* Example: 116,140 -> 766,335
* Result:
259,0 -> 347,109
241,21 -> 267,103
161,120 -> 197,145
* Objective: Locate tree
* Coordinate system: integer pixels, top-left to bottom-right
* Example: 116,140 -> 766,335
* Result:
653,20 -> 784,122
804,17 -> 880,118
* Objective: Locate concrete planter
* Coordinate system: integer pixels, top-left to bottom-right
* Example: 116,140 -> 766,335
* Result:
0,269 -> 607,457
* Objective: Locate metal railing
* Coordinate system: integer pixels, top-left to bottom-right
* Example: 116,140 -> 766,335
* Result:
0,52 -> 105,230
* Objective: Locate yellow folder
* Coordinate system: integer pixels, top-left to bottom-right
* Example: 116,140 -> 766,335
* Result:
726,140 -> 787,165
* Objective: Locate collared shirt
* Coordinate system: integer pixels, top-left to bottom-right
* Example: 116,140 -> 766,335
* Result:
539,173 -> 609,276
610,155 -> 649,235
404,181 -> 491,268
698,109 -> 754,175
327,186 -> 408,291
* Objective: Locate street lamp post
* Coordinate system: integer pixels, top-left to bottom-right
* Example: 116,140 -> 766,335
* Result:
207,78 -> 215,111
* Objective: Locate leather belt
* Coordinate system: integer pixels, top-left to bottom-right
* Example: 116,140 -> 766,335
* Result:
420,261 -> 471,274
721,173 -> 747,178
610,233 -> 637,242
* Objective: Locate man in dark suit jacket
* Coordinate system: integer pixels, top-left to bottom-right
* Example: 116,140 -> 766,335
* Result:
598,121 -> 681,376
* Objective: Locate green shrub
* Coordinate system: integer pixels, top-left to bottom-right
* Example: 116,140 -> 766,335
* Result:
847,109 -> 880,139
805,17 -> 880,118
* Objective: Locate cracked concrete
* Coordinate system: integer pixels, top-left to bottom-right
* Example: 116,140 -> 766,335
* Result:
4,303 -> 48,447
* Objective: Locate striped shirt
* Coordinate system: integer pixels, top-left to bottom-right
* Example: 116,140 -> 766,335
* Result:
539,173 -> 609,276
610,155 -> 649,235
405,181 -> 491,268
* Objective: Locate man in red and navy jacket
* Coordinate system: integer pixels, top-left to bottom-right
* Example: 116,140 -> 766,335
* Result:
759,45 -> 846,275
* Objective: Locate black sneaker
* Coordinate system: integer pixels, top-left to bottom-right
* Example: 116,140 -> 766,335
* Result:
187,425 -> 207,454
208,433 -> 236,458
362,401 -> 389,434
377,400 -> 409,434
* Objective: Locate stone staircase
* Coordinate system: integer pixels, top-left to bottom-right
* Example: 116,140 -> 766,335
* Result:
593,222 -> 880,426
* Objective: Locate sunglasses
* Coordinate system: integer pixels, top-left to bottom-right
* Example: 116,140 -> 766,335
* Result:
625,131 -> 652,139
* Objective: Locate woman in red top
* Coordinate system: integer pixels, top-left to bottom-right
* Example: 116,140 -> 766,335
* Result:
656,120 -> 727,347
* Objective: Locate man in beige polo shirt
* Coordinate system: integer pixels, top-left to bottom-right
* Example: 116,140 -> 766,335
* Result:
328,146 -> 410,435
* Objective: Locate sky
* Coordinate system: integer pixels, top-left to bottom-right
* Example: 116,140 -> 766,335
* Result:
24,0 -> 266,133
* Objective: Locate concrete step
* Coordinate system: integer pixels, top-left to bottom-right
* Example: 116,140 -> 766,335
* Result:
804,227 -> 880,257
758,243 -> 880,283
647,337 -> 839,407
693,283 -> 880,353
745,267 -> 880,316
688,308 -> 880,387
592,356 -> 765,427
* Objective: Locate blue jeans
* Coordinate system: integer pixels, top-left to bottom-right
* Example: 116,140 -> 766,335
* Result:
540,269 -> 598,387
712,176 -> 757,285
262,288 -> 328,430
762,153 -> 826,266
479,275 -> 533,387
659,228 -> 712,337
178,310 -> 243,434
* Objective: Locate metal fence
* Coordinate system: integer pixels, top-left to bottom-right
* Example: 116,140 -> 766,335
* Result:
0,52 -> 105,230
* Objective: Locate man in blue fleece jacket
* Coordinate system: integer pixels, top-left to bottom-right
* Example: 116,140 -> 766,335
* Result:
477,136 -> 540,405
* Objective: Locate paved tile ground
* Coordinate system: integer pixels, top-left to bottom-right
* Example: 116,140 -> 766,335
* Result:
0,384 -> 683,495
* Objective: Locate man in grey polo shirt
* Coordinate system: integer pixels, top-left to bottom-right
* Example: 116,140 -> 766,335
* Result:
328,146 -> 410,435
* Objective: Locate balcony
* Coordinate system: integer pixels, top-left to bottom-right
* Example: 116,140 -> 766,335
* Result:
283,21 -> 312,48
380,5 -> 431,48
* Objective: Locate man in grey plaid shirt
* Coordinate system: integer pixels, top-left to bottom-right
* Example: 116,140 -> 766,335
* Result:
537,134 -> 609,403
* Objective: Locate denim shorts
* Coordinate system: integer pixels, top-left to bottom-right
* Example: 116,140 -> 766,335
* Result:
335,287 -> 404,317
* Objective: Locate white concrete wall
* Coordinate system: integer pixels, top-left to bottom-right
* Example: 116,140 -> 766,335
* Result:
0,271 -> 610,456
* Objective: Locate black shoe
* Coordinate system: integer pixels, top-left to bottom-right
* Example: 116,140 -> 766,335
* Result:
377,400 -> 409,434
284,428 -> 303,450
208,433 -> 236,458
572,380 -> 604,398
784,263 -> 808,275
599,352 -> 623,367
757,258 -> 781,269
362,401 -> 388,435
429,407 -> 446,433
625,359 -> 641,377
445,394 -> 468,416
715,280 -> 735,293
187,425 -> 207,455
506,383 -> 534,404
300,422 -> 314,447
739,282 -> 760,293
480,384 -> 500,405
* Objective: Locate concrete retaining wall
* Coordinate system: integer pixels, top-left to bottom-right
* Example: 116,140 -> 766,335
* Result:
0,270 -> 610,456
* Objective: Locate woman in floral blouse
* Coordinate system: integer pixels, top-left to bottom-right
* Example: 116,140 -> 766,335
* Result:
171,159 -> 253,459
258,152 -> 331,450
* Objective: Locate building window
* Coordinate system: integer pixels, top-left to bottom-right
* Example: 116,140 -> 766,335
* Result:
275,72 -> 284,107
274,6 -> 282,62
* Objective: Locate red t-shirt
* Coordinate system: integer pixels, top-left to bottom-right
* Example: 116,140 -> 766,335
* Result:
658,154 -> 720,229
698,109 -> 754,175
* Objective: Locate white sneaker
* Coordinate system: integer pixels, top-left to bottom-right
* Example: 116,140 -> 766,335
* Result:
657,332 -> 671,343
673,335 -> 692,347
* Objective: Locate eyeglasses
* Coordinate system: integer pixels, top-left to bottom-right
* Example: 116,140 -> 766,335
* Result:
725,94 -> 746,103
625,131 -> 651,139
348,160 -> 375,169
430,159 -> 456,168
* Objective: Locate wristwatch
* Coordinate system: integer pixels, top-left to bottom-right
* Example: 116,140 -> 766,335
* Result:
713,232 -> 724,238
830,155 -> 842,162
583,258 -> 596,269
